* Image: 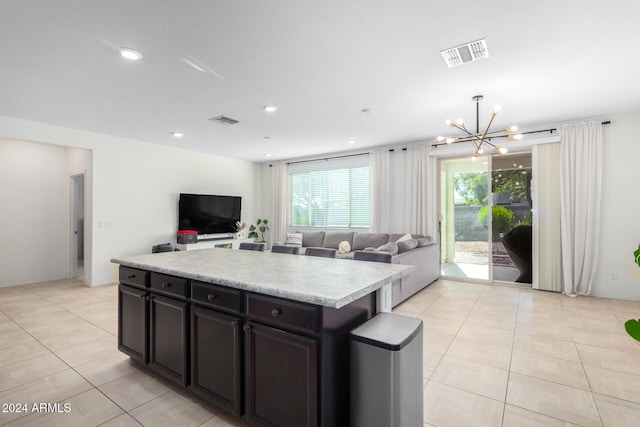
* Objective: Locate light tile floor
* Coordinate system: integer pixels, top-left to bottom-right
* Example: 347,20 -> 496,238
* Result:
0,279 -> 639,426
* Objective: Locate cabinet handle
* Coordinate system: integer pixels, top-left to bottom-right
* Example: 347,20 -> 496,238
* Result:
243,324 -> 252,332
207,293 -> 216,301
162,282 -> 171,289
271,308 -> 281,317
139,293 -> 145,299
127,274 -> 136,279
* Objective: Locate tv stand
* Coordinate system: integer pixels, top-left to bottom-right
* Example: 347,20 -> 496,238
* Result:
196,232 -> 235,241
176,237 -> 254,251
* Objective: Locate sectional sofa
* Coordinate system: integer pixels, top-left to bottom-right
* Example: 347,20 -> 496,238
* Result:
276,231 -> 440,307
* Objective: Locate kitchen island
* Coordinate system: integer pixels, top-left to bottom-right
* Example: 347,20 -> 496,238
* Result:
112,248 -> 413,427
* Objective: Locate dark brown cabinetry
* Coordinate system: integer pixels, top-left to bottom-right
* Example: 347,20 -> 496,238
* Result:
148,273 -> 189,386
244,322 -> 318,427
117,266 -> 376,427
118,284 -> 148,364
190,281 -> 243,415
117,267 -> 149,364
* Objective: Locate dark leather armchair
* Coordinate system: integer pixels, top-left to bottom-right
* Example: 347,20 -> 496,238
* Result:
501,225 -> 532,283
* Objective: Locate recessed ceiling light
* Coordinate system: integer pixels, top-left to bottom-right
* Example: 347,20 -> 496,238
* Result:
119,47 -> 143,60
265,154 -> 272,157
171,132 -> 184,138
348,140 -> 356,144
263,105 -> 278,113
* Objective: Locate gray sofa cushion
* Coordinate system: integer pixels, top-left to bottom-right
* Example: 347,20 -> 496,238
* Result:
365,242 -> 399,255
389,233 -> 424,242
302,231 -> 325,247
352,233 -> 390,250
322,232 -> 354,249
397,238 -> 418,253
416,237 -> 432,247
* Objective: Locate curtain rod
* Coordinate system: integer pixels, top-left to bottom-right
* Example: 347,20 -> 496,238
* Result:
269,147 -> 407,167
431,120 -> 611,148
268,119 -> 612,165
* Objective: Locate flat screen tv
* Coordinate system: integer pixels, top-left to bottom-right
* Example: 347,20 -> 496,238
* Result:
178,193 -> 241,236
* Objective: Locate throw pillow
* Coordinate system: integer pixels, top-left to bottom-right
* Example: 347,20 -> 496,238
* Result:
285,232 -> 303,246
416,237 -> 432,247
397,238 -> 418,253
396,233 -> 412,242
338,240 -> 351,254
376,242 -> 399,255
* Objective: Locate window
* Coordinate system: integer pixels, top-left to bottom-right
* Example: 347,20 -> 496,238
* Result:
290,166 -> 369,228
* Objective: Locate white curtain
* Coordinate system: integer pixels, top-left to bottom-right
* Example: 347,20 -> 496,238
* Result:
369,150 -> 390,232
559,121 -> 603,296
270,163 -> 288,244
406,144 -> 436,238
532,142 -> 562,292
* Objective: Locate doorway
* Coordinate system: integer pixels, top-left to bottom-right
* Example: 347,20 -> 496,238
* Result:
70,174 -> 85,279
439,153 -> 532,285
440,157 -> 491,281
491,154 -> 532,284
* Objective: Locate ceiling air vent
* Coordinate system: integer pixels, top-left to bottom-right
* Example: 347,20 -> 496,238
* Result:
441,38 -> 489,68
209,115 -> 239,126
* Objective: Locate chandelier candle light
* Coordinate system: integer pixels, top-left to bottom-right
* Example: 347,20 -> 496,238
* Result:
437,95 -> 523,161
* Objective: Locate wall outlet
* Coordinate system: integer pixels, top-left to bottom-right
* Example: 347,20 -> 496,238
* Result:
610,272 -> 618,280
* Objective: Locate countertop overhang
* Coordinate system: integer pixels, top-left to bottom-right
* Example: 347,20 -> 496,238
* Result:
112,248 -> 414,309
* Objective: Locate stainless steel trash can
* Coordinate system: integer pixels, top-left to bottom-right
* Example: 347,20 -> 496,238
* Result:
350,312 -> 423,427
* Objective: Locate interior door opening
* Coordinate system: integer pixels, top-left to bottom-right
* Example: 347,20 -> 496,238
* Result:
71,174 -> 85,279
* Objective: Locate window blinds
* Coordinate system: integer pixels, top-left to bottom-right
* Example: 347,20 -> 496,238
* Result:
290,166 -> 369,228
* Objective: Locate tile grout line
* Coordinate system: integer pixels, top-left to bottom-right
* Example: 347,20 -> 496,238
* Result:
500,286 -> 521,426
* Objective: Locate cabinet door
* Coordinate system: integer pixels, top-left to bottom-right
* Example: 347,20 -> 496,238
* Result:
190,306 -> 242,415
118,284 -> 148,364
149,293 -> 188,385
245,322 -> 318,427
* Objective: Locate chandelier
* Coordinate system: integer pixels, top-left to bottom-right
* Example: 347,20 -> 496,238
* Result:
436,95 -> 523,161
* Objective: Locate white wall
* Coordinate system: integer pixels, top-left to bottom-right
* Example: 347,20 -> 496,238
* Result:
0,140 -> 70,286
591,111 -> 640,300
1,116 -> 260,286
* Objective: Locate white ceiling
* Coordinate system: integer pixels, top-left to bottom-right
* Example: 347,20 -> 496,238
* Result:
2,0 -> 639,163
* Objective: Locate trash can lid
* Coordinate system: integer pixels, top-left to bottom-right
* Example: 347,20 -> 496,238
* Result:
350,313 -> 423,351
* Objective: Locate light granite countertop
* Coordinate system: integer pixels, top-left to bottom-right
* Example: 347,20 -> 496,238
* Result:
111,248 -> 414,309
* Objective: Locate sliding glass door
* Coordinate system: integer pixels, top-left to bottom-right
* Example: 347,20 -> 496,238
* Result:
440,153 -> 533,284
440,157 -> 490,281
491,154 -> 532,284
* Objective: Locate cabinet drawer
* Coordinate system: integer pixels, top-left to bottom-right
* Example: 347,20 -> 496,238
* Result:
150,273 -> 188,299
119,266 -> 148,288
192,281 -> 243,314
247,294 -> 319,334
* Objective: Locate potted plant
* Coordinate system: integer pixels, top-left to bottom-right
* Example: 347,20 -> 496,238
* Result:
624,243 -> 640,342
248,218 -> 269,242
